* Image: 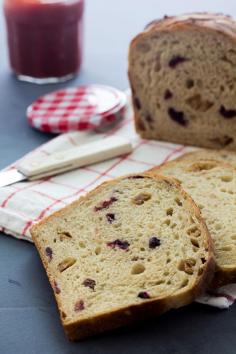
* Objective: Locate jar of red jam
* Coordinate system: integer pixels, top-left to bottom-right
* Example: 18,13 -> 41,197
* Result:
3,0 -> 84,83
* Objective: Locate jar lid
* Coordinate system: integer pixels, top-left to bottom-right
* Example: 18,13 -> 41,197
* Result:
27,85 -> 127,133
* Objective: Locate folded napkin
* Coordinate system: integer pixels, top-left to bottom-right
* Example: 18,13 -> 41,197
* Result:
0,92 -> 235,309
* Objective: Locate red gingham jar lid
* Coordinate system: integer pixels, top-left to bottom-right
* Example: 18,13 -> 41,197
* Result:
27,85 -> 127,133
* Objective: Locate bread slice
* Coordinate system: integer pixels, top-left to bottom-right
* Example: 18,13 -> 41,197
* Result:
31,173 -> 214,340
149,160 -> 236,286
178,149 -> 236,168
128,13 -> 236,150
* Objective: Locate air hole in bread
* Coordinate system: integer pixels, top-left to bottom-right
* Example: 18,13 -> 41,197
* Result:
79,241 -> 86,248
166,207 -> 173,216
187,161 -> 216,172
131,263 -> 145,275
133,192 -> 151,205
166,258 -> 171,264
231,235 -> 236,240
186,79 -> 194,89
58,257 -> 76,273
174,234 -> 179,240
164,271 -> 169,276
57,230 -> 72,241
187,226 -> 201,237
180,278 -> 189,288
163,219 -> 171,226
215,223 -> 222,231
191,238 -> 200,248
155,280 -> 165,285
221,175 -> 233,182
113,222 -> 122,228
140,247 -> 145,252
171,223 -> 177,229
95,247 -> 101,255
178,258 -> 196,275
185,94 -> 213,112
220,85 -> 225,92
175,198 -> 183,206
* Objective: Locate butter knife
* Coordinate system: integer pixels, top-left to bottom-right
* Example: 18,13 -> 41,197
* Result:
0,136 -> 132,187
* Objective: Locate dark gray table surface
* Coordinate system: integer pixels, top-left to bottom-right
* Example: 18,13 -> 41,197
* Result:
0,1 -> 236,353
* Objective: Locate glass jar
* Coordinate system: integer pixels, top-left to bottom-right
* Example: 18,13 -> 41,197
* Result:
3,0 -> 84,84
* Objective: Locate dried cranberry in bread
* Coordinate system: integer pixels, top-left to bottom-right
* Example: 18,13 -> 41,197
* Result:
31,174 -> 214,340
129,13 -> 236,150
149,159 -> 236,286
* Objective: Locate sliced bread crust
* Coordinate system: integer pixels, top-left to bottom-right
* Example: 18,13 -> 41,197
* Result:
31,173 -> 214,340
177,149 -> 236,168
149,160 -> 236,286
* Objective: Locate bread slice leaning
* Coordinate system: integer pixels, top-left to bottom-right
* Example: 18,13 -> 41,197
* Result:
178,149 -> 236,168
128,13 -> 236,150
31,173 -> 214,341
149,160 -> 236,286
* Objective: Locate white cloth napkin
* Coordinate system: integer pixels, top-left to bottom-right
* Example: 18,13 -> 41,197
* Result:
0,93 -> 235,309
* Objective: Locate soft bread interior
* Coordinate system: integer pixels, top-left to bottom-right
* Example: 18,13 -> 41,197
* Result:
129,26 -> 236,149
151,160 -> 236,276
32,175 -> 211,325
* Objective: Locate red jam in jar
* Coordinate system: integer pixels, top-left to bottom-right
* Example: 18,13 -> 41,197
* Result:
3,0 -> 84,83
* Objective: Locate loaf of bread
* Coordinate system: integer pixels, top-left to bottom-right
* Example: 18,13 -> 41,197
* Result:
129,13 -> 236,150
31,174 -> 214,340
150,160 -> 236,285
179,149 -> 236,168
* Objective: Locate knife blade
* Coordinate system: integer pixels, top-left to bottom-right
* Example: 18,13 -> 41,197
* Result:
0,136 -> 133,187
0,169 -> 26,187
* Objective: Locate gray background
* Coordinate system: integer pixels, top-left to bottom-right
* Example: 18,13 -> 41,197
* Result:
0,1 -> 236,353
